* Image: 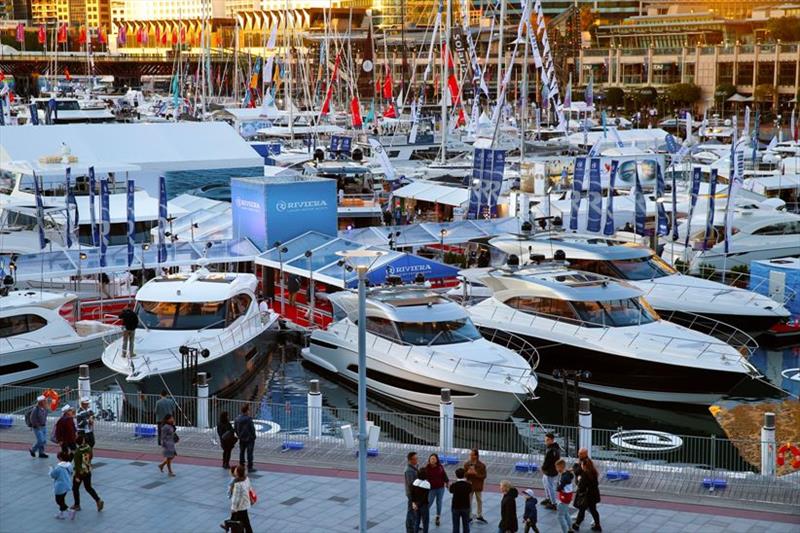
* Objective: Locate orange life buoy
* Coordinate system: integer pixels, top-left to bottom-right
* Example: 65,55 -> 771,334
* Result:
776,443 -> 800,469
42,389 -> 59,412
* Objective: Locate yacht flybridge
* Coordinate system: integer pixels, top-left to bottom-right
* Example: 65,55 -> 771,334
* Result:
465,265 -> 761,404
102,266 -> 279,397
301,286 -> 539,420
489,233 -> 791,334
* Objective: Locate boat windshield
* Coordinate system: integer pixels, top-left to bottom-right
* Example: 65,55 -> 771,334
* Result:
136,300 -> 227,330
607,256 -> 677,280
571,298 -> 658,327
396,318 -> 482,346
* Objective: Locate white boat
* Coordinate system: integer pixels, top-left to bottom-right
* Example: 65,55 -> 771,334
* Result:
28,97 -> 115,124
464,265 -> 760,404
101,266 -> 280,397
0,289 -> 120,385
489,233 -> 791,334
301,286 -> 538,420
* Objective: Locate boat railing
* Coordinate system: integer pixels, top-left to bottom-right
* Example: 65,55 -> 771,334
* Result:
639,273 -> 797,308
655,310 -> 760,360
334,321 -> 537,386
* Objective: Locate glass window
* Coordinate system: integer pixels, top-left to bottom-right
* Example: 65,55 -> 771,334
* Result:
607,256 -> 676,280
366,317 -> 399,341
572,298 -> 657,327
505,297 -> 580,322
136,300 -> 227,330
227,294 -> 252,324
0,314 -> 48,338
396,318 -> 482,345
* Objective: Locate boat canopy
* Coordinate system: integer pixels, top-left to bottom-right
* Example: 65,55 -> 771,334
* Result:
340,217 -> 528,248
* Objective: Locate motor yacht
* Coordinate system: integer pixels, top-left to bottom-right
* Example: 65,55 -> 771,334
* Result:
301,286 -> 539,420
101,265 -> 280,397
465,265 -> 760,404
0,289 -> 120,385
489,233 -> 791,334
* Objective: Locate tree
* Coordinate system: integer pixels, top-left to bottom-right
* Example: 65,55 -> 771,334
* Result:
766,16 -> 800,42
715,83 -> 736,102
667,83 -> 702,105
635,86 -> 658,107
605,87 -> 625,109
754,84 -> 777,109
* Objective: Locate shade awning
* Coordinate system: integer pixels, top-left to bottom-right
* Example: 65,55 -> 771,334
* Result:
393,182 -> 469,206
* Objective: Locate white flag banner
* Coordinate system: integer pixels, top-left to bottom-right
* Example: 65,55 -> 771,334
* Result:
369,138 -> 397,181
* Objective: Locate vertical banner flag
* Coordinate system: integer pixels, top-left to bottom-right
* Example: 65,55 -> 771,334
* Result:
671,167 -> 679,241
724,149 -> 745,254
478,149 -> 494,218
29,103 -> 39,125
633,165 -> 646,236
603,160 -> 618,236
88,166 -> 98,246
569,158 -> 586,231
100,177 -> 110,268
665,133 -> 678,154
368,138 -> 396,181
684,166 -> 702,247
127,178 -> 136,266
158,175 -> 167,264
467,148 -> 483,219
656,161 -> 668,236
64,168 -> 73,248
586,157 -> 602,232
488,150 -> 506,217
703,168 -> 718,249
33,173 -> 47,250
585,75 -> 593,107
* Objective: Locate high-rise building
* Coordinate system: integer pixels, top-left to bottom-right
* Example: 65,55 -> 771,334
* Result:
13,0 -> 33,21
30,0 -> 68,24
123,0 -> 226,20
69,0 -> 111,27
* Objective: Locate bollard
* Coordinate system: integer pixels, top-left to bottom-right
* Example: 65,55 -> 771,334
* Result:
196,372 -> 209,428
761,412 -> 776,476
307,379 -> 322,439
439,389 -> 454,453
578,398 -> 592,458
78,365 -> 91,402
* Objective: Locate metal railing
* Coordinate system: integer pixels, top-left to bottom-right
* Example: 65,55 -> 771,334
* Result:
691,269 -> 798,309
641,273 -> 797,309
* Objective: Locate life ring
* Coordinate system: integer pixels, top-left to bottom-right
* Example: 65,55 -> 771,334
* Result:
776,443 -> 800,469
42,389 -> 59,412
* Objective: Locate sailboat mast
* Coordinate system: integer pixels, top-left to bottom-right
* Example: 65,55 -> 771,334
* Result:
440,0 -> 451,164
521,30 -> 529,162
497,0 -> 505,100
286,0 -> 294,140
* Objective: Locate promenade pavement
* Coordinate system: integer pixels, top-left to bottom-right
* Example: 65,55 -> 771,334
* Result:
1,444 -> 798,533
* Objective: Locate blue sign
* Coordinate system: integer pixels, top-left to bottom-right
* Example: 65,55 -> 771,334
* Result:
231,178 -> 268,249
127,179 -> 136,266
100,178 -> 110,267
570,158 -> 586,231
467,148 -> 483,219
158,175 -> 167,263
488,150 -> 505,217
586,157 -> 602,233
665,134 -> 678,154
364,254 -> 459,286
603,160 -> 617,236
684,167 -> 702,248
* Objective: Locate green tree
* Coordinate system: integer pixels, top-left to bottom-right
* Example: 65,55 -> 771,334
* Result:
714,83 -> 736,103
667,83 -> 702,105
635,86 -> 658,107
605,87 -> 625,109
766,16 -> 800,42
754,84 -> 777,109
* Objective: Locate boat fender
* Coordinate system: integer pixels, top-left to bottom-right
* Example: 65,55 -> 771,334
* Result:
776,443 -> 800,469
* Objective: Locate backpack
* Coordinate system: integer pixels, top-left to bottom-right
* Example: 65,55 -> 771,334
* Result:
24,406 -> 35,428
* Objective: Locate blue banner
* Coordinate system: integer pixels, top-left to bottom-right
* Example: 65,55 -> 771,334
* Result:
585,77 -> 593,106
569,158 -> 586,231
671,169 -> 679,241
127,179 -> 135,266
64,168 -> 73,248
684,166 -> 702,248
66,168 -> 79,248
364,254 -> 460,286
665,133 -> 678,154
586,157 -> 602,232
100,178 -> 110,268
703,168 -> 718,249
29,103 -> 39,125
158,175 -> 167,264
633,166 -> 646,236
478,149 -> 494,218
656,161 -> 668,236
33,173 -> 46,250
603,160 -> 617,236
88,166 -> 98,246
467,148 -> 483,219
488,150 -> 505,217
330,136 -> 340,153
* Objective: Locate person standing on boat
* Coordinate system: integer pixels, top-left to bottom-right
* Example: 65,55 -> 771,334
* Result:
154,390 -> 175,446
28,395 -> 49,459
424,453 -> 449,527
76,397 -> 95,448
118,307 -> 138,358
158,414 -> 178,477
540,433 -> 561,511
404,451 -> 419,533
216,411 -> 237,470
234,404 -> 257,473
463,449 -> 487,524
54,405 -> 77,453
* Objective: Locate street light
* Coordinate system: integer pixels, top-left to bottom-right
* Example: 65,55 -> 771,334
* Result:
553,368 -> 592,456
304,250 -> 314,324
336,249 -> 386,533
439,228 -> 448,261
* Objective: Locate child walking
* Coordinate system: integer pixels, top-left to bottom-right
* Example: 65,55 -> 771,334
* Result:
522,488 -> 540,533
72,434 -> 104,511
50,450 -> 75,520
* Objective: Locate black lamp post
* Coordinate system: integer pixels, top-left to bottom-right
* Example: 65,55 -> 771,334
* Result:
552,368 -> 592,456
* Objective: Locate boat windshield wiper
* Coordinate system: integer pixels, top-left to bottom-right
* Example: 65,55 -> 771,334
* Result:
426,329 -> 445,347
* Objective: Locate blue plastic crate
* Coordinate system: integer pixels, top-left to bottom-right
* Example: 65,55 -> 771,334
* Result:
356,448 -> 380,457
606,470 -> 630,481
0,415 -> 12,429
702,478 -> 727,489
134,424 -> 157,438
282,441 -> 305,451
514,461 -> 539,473
441,455 -> 459,465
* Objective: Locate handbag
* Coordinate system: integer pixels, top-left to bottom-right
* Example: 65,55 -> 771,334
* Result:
557,490 -> 574,505
221,430 -> 238,448
248,487 -> 258,505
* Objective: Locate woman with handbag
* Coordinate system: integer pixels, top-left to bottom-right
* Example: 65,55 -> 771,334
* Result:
217,412 -> 237,469
221,465 -> 255,533
158,414 -> 178,477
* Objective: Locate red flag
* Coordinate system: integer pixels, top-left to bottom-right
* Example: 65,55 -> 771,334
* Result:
155,26 -> 161,45
78,26 -> 87,45
64,67 -> 71,81
98,27 -> 107,45
0,71 -> 4,82
383,103 -> 397,119
447,74 -> 460,105
320,54 -> 341,116
8,91 -> 14,103
375,79 -> 381,96
351,97 -> 363,127
456,108 -> 466,127
38,25 -> 46,45
172,30 -> 178,45
179,25 -> 186,44
161,30 -> 167,45
382,72 -> 393,99
57,23 -> 67,44
16,23 -> 24,43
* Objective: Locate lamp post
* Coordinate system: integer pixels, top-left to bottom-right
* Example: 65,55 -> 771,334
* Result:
439,228 -> 448,262
336,249 -> 386,533
552,368 -> 592,456
304,250 -> 314,325
275,241 -> 288,316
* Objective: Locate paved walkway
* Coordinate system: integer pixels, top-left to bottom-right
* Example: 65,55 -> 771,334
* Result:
0,445 -> 797,533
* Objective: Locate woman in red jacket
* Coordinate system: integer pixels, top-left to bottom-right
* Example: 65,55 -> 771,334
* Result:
424,453 -> 449,526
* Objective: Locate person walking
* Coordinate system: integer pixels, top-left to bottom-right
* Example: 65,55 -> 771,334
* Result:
221,465 -> 254,533
498,480 -> 519,533
521,489 -> 539,533
118,306 -> 138,357
411,469 -> 432,533
158,414 -> 178,477
425,453 -> 449,527
154,390 -> 175,446
463,448 -> 487,523
572,457 -> 602,532
540,433 -> 561,511
554,459 -> 575,533
28,395 -> 49,458
217,411 -> 237,470
50,450 -> 75,520
449,467 -> 472,533
54,405 -> 77,453
76,397 -> 95,448
404,451 -> 419,533
71,434 -> 104,512
234,404 -> 257,473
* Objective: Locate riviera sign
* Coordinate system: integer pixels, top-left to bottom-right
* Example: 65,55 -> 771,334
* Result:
275,199 -> 329,213
610,430 -> 683,452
